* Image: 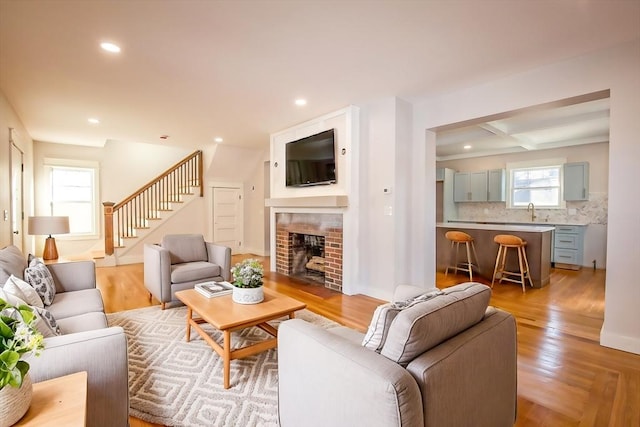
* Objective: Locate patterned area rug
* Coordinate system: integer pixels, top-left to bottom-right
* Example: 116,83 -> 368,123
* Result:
107,305 -> 338,427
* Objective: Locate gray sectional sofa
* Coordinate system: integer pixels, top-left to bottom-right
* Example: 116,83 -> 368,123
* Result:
0,245 -> 129,427
278,282 -> 518,427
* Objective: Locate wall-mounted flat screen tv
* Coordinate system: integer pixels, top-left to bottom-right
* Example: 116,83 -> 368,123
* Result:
285,129 -> 336,187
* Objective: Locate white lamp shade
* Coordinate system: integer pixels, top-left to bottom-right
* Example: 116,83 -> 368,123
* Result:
28,216 -> 70,236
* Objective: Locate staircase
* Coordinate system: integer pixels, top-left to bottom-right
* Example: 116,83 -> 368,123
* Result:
101,150 -> 203,264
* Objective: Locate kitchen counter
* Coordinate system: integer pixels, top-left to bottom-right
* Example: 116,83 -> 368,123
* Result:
437,222 -> 552,288
448,219 -> 588,227
438,222 -> 555,233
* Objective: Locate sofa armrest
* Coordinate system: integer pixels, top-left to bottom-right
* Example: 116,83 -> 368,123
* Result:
206,242 -> 231,281
278,319 -> 423,427
28,327 -> 129,427
46,260 -> 96,293
144,243 -> 171,303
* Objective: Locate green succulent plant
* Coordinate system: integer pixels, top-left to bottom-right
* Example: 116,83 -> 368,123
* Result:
231,259 -> 264,288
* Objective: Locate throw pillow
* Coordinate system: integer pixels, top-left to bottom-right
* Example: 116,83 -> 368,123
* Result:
24,257 -> 56,306
362,303 -> 402,352
0,287 -> 29,307
0,288 -> 60,337
0,245 -> 27,285
2,275 -> 45,308
362,289 -> 443,352
380,283 -> 491,366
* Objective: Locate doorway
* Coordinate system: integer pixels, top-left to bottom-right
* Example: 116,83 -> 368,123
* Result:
212,186 -> 243,253
10,138 -> 24,252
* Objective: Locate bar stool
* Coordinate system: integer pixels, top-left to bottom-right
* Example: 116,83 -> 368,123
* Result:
491,234 -> 534,293
444,231 -> 479,281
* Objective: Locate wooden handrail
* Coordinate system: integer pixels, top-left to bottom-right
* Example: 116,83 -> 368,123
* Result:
113,151 -> 202,210
103,150 -> 203,255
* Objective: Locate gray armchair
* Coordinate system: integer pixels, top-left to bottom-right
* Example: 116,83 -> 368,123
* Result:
144,234 -> 231,309
278,283 -> 518,427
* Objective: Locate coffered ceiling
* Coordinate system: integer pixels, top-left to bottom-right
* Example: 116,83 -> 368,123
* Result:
435,94 -> 610,160
0,1 -> 638,150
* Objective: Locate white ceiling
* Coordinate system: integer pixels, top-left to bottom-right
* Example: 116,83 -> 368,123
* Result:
435,93 -> 611,160
0,1 -> 638,151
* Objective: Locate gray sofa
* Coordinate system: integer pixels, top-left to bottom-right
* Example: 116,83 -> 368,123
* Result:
144,234 -> 231,309
0,245 -> 129,427
278,282 -> 517,427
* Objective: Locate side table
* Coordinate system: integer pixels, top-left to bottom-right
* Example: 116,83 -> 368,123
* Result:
14,371 -> 87,426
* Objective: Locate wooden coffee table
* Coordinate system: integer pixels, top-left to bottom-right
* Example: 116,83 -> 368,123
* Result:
175,288 -> 306,389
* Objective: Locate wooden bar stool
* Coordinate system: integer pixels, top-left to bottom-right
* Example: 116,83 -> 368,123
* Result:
444,231 -> 479,281
491,234 -> 534,293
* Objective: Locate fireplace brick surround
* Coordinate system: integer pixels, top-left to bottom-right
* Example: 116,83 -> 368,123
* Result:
275,213 -> 343,292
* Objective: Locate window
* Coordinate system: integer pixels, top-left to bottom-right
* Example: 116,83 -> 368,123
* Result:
45,159 -> 99,238
507,159 -> 565,209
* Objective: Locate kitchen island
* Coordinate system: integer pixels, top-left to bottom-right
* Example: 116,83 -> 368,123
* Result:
437,222 -> 555,288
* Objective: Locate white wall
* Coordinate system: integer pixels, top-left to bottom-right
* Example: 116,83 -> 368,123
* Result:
0,91 -> 35,253
270,108 -> 351,199
415,40 -> 640,354
32,139 -> 193,256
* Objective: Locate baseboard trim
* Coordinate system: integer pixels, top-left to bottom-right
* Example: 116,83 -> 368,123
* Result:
116,255 -> 143,265
600,328 -> 640,355
241,247 -> 270,257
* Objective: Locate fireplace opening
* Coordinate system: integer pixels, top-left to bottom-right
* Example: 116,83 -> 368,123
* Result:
290,233 -> 325,285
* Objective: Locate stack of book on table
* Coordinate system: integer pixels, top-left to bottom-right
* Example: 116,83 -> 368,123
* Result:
194,281 -> 234,298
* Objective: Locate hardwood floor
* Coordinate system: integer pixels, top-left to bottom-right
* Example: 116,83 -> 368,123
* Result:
96,256 -> 639,427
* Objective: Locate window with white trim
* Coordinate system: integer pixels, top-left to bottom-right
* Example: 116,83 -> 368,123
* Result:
507,158 -> 565,209
45,159 -> 99,238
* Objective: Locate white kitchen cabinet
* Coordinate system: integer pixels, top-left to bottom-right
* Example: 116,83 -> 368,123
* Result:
563,162 -> 589,201
487,169 -> 506,202
454,171 -> 487,202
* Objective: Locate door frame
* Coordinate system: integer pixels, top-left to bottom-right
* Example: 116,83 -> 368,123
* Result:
9,130 -> 24,251
208,181 -> 244,253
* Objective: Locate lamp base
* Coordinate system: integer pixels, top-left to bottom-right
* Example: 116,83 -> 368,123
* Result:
43,236 -> 59,260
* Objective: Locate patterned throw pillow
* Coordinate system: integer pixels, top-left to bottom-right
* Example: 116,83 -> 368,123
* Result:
31,305 -> 62,337
2,275 -> 45,308
0,289 -> 60,337
24,257 -> 56,306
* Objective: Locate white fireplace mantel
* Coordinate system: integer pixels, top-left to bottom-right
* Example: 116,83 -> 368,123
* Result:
265,196 -> 348,208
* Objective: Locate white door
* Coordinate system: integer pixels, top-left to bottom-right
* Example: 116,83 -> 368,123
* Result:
212,187 -> 242,253
10,143 -> 24,251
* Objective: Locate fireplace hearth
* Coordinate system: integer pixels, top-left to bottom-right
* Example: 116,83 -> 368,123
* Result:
275,213 -> 343,292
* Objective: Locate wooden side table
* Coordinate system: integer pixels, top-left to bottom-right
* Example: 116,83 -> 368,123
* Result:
14,371 -> 87,426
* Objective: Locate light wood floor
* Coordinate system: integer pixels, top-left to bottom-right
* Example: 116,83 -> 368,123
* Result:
96,256 -> 639,427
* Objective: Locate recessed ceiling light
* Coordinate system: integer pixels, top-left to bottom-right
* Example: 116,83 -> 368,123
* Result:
100,42 -> 121,53
463,145 -> 472,150
294,99 -> 307,106
214,137 -> 223,143
88,118 -> 100,124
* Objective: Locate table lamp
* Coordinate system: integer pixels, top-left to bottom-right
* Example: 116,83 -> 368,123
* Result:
28,216 -> 70,260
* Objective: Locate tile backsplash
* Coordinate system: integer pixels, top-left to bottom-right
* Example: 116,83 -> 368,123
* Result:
454,192 -> 608,225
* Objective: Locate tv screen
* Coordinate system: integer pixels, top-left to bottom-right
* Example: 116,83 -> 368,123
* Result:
285,129 -> 336,187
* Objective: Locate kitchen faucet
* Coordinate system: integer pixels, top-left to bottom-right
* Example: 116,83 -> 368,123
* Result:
527,202 -> 536,221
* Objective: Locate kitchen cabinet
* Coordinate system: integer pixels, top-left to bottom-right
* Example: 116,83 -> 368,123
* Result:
553,224 -> 585,269
454,171 -> 487,202
563,162 -> 589,201
487,169 -> 506,202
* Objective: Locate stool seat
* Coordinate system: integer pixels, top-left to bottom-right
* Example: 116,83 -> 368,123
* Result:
444,231 -> 479,281
491,234 -> 534,292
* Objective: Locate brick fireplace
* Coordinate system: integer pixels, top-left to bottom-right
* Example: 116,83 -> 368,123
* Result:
275,212 -> 343,292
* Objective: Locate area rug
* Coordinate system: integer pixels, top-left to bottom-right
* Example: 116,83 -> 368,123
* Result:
107,305 -> 338,427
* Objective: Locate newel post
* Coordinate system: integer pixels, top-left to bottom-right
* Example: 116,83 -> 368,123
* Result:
103,202 -> 115,255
